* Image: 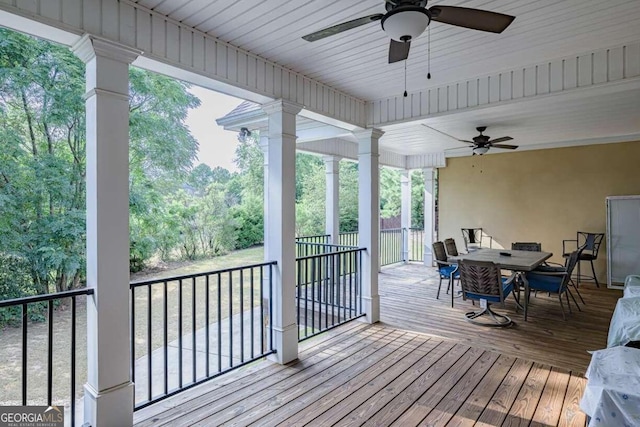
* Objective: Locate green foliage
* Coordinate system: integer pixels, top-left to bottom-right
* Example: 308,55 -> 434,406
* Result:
411,170 -> 425,228
339,162 -> 359,233
0,254 -> 47,326
230,195 -> 264,249
380,168 -> 401,219
227,132 -> 264,249
0,27 -> 428,315
0,28 -> 86,294
295,154 -> 325,236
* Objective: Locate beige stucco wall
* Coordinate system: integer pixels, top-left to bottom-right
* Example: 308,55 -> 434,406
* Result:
438,140 -> 640,283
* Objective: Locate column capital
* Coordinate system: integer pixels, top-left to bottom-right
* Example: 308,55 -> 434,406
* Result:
353,128 -> 385,142
323,155 -> 342,163
72,34 -> 141,64
261,99 -> 303,116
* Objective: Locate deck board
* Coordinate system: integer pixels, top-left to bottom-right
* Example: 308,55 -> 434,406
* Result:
134,263 -> 620,427
446,354 -> 517,427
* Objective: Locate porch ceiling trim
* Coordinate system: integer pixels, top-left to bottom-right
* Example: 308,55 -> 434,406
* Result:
0,0 -> 366,128
297,139 -> 445,170
368,41 -> 640,127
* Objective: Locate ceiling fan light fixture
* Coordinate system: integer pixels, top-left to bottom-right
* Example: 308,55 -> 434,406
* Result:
473,146 -> 489,155
381,7 -> 430,42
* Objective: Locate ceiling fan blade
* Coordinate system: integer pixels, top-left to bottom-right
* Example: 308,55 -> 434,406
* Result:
489,136 -> 513,144
429,6 -> 515,33
389,39 -> 411,63
491,144 -> 518,150
444,146 -> 472,151
302,14 -> 384,42
457,139 -> 474,143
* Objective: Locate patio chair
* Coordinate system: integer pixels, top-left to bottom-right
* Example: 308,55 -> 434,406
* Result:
525,249 -> 582,320
461,228 -> 492,252
458,259 -> 517,327
444,238 -> 461,256
562,231 -> 604,287
433,241 -> 459,305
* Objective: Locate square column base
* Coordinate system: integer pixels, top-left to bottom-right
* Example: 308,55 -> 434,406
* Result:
360,295 -> 380,324
267,323 -> 299,364
83,381 -> 134,427
424,245 -> 434,266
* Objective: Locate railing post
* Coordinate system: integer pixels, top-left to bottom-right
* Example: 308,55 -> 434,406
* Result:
262,100 -> 301,364
355,129 -> 384,323
72,35 -> 139,427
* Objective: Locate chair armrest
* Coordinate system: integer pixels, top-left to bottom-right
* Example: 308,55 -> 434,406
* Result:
543,261 -> 565,268
502,273 -> 518,285
562,239 -> 577,254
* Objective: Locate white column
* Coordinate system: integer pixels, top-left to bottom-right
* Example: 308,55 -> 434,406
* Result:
423,168 -> 435,266
355,129 -> 384,323
261,100 -> 301,364
72,35 -> 140,427
400,170 -> 411,262
324,156 -> 340,245
256,127 -> 271,353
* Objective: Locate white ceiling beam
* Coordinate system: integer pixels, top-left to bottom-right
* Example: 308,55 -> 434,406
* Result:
368,41 -> 640,128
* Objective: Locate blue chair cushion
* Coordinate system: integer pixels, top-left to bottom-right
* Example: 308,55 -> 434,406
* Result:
534,265 -> 564,273
526,272 -> 562,293
439,264 -> 459,278
464,277 -> 513,303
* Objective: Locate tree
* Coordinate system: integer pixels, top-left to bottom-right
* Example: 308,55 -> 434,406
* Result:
380,168 -> 401,219
128,67 -> 200,268
0,29 -> 202,285
0,29 -> 86,293
228,131 -> 265,248
295,154 -> 325,236
411,170 -> 425,228
339,161 -> 359,232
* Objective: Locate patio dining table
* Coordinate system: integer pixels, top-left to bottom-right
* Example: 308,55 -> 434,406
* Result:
450,248 -> 553,321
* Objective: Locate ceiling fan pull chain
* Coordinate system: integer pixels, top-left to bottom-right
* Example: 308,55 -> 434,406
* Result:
427,25 -> 431,79
404,59 -> 408,97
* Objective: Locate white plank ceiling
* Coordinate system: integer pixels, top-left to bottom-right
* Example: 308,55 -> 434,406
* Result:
128,0 -> 640,157
132,0 -> 640,101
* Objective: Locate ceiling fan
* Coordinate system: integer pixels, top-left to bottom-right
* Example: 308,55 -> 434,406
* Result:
301,0 -> 515,64
451,127 -> 518,155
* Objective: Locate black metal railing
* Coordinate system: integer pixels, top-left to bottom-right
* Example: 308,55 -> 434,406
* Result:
380,228 -> 404,266
296,248 -> 365,341
409,227 -> 425,262
338,229 -> 421,267
130,261 -> 276,410
0,288 -> 93,426
295,241 -> 337,258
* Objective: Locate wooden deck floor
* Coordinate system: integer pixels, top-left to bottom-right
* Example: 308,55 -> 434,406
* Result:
379,263 -> 621,373
134,263 -> 621,426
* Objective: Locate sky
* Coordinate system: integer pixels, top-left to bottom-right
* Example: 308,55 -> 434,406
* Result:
185,85 -> 243,173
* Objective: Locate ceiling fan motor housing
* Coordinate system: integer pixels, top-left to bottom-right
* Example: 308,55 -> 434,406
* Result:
381,6 -> 431,42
